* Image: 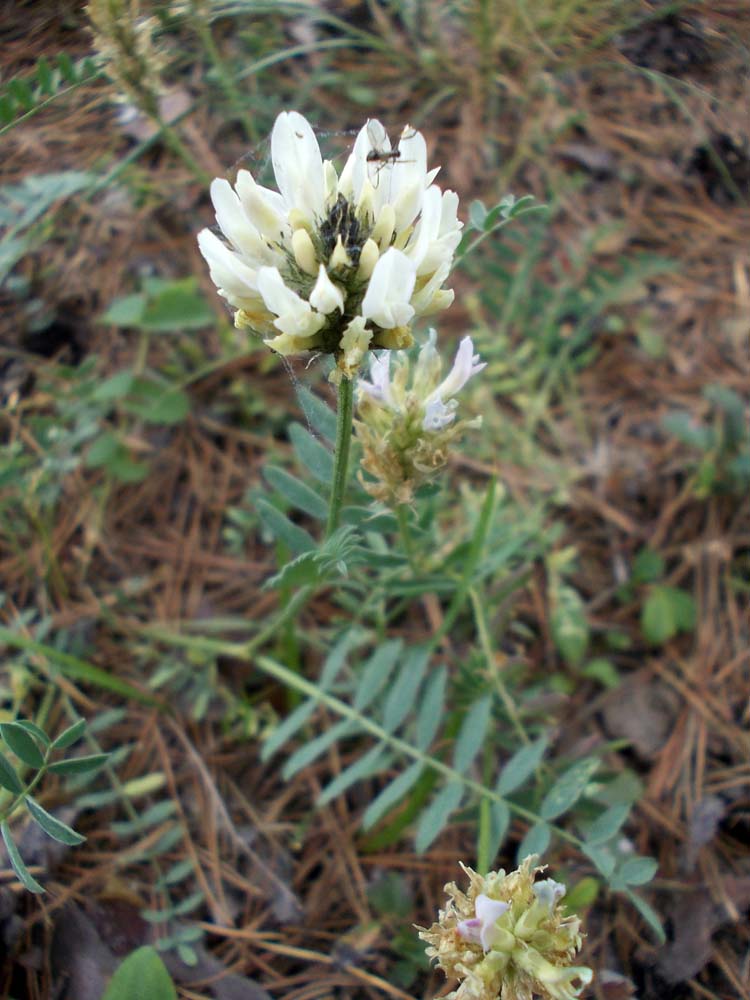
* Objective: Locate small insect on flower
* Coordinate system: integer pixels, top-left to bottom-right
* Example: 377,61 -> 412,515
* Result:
418,857 -> 593,1000
197,112 -> 462,379
364,122 -> 420,192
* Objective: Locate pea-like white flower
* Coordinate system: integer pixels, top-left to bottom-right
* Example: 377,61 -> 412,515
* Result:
457,895 -> 511,952
197,112 -> 462,377
355,331 -> 485,505
419,858 -> 593,1000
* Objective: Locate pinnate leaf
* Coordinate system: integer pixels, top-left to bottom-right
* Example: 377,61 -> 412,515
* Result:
415,667 -> 446,750
617,855 -> 658,886
48,753 -> 108,776
583,802 -> 630,846
289,423 -> 333,483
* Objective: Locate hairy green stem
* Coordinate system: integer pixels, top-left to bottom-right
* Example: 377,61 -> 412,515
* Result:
396,504 -> 417,570
325,376 -> 354,538
470,586 -> 529,745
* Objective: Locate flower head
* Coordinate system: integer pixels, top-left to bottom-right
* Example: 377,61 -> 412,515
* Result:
198,112 -> 462,378
87,0 -> 166,115
418,858 -> 593,1000
355,331 -> 485,505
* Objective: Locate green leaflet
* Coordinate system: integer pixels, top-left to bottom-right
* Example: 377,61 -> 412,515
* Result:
318,746 -> 393,806
263,466 -> 328,520
289,422 -> 334,483
540,757 -> 599,821
516,821 -> 551,862
102,946 -> 177,1000
256,498 -> 316,555
496,736 -> 549,796
1,822 -> 44,893
453,696 -> 493,774
362,762 -> 424,831
415,781 -> 464,853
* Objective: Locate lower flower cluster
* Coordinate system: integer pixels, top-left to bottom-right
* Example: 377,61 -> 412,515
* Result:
418,857 -> 593,1000
355,331 -> 485,505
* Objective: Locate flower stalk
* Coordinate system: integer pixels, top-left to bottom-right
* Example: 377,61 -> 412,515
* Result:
325,374 -> 355,538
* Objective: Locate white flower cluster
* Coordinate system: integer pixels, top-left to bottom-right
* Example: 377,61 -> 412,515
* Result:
198,111 -> 462,377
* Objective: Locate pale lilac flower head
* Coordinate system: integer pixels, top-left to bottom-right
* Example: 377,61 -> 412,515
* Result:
358,331 -> 485,434
355,331 -> 485,505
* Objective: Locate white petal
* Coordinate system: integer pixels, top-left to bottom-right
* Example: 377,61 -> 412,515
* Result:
422,396 -> 456,431
356,238 -> 380,281
271,111 -> 325,221
338,316 -> 372,377
474,894 -> 510,953
361,248 -> 416,329
413,328 -> 441,395
341,119 -> 391,207
309,264 -> 344,314
291,228 -> 318,275
323,159 -> 339,203
405,185 -> 442,272
329,236 -> 352,270
533,879 -> 566,912
428,336 -> 485,401
264,330 -> 322,356
439,189 -> 462,237
409,260 -> 451,316
411,261 -> 454,316
389,125 -> 428,229
210,178 -> 266,262
456,917 -> 483,946
257,266 -> 325,339
234,170 -> 289,254
359,350 -> 396,409
197,229 -> 259,300
370,203 -> 395,251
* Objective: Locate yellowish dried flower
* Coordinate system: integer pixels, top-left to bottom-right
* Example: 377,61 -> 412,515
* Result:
418,857 -> 592,1000
87,0 -> 166,115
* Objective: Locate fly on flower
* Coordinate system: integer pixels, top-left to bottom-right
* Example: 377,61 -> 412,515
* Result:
197,111 -> 462,380
364,121 -> 416,191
